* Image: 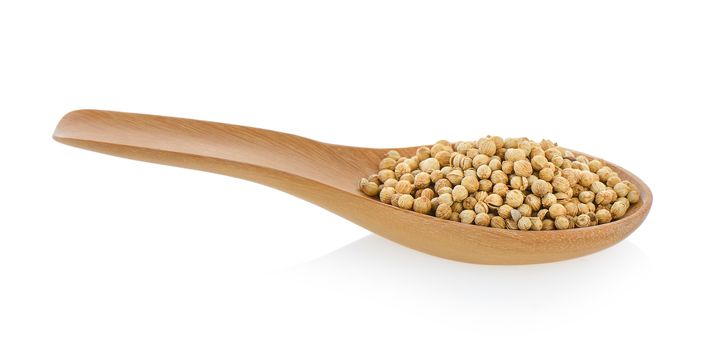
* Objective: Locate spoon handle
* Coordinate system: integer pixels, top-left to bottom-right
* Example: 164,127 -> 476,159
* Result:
53,109 -> 371,192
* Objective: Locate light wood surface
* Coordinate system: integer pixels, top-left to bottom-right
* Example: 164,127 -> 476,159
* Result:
53,110 -> 652,264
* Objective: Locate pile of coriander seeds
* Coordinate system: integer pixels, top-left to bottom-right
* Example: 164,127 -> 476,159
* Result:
359,137 -> 640,231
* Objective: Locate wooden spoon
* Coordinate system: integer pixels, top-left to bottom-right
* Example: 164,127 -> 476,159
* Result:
53,110 -> 652,265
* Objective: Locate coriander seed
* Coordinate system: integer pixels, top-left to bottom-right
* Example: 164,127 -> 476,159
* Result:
492,183 -> 509,197
435,203 -> 452,219
549,203 -> 566,218
538,167 -> 555,182
505,190 -> 525,208
478,139 -> 497,157
379,187 -> 396,203
610,201 -> 628,219
460,209 -> 476,224
419,158 -> 440,173
446,169 -> 464,185
414,172 -> 431,189
452,185 -> 469,202
359,178 -> 380,196
513,159 -> 533,177
541,193 -> 557,208
554,216 -> 570,230
575,214 -> 591,228
531,179 -> 552,196
627,190 -> 640,204
474,212 -> 491,226
517,217 -> 533,231
413,197 -> 432,214
613,182 -> 630,197
476,165 -> 492,179
596,209 -> 612,224
491,216 -> 506,229
397,194 -> 414,210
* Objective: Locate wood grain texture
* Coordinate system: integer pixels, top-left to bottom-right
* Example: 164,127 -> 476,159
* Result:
53,109 -> 653,264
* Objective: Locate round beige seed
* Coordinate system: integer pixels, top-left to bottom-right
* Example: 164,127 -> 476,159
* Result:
446,169 -> 464,185
490,216 -> 506,229
394,162 -> 411,178
359,178 -> 380,196
435,203 -> 452,219
490,170 -> 508,184
452,185 -> 469,202
613,182 -> 630,197
505,190 -> 525,208
474,212 -> 491,226
478,139 -> 497,157
541,193 -> 557,208
434,178 -> 452,193
379,187 -> 396,203
627,190 -> 640,204
414,172 -> 431,189
413,196 -> 432,214
492,183 -> 508,197
479,179 -> 493,192
415,147 -> 431,162
518,203 -> 533,217
389,193 -> 402,207
510,209 -> 522,222
531,179 -> 552,196
578,190 -> 594,203
378,169 -> 395,183
590,181 -> 606,194
419,158 -> 440,173
498,204 -> 513,219
397,194 -> 414,210
504,148 -> 526,162
476,165 -> 492,179
595,189 -> 616,205
395,180 -> 414,194
575,214 -> 591,228
549,203 -> 566,218
607,176 -> 621,187
554,216 -> 570,230
530,217 -> 543,231
439,193 -> 454,206
484,193 -> 503,207
596,209 -> 612,224
379,157 -> 396,170
588,159 -> 603,173
542,219 -> 555,230
610,201 -> 628,219
400,173 -> 415,184
513,159 -> 533,177
459,209 -> 476,224
461,175 -> 480,193
420,188 -> 435,200
386,150 -> 401,160
474,201 -> 489,215
538,167 -> 555,182
530,155 -> 548,171
435,151 -> 451,167
517,217 -> 533,231
579,171 -> 596,187
551,176 -> 570,193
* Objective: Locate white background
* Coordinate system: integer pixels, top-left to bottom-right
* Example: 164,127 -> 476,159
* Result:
1,1 -> 710,349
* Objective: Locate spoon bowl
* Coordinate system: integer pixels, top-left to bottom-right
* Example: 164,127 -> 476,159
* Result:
53,110 -> 652,264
